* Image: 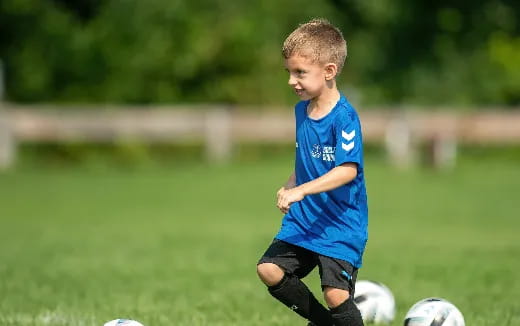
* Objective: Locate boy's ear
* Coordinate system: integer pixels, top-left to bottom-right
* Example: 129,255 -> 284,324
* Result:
324,63 -> 338,80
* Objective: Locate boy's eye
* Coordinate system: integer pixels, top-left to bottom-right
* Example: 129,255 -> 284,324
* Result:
285,68 -> 306,77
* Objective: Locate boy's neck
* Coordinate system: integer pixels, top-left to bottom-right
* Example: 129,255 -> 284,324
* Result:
308,85 -> 341,119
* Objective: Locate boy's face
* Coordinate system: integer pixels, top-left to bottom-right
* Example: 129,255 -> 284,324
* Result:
284,54 -> 331,101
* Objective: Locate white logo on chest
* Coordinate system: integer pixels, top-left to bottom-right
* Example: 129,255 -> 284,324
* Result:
310,144 -> 335,161
311,144 -> 322,158
322,146 -> 335,162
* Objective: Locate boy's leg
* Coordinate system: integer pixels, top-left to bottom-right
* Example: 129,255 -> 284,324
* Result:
318,256 -> 364,326
324,287 -> 363,326
257,240 -> 334,326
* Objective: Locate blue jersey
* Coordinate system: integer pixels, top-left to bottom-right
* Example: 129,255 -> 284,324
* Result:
275,95 -> 368,268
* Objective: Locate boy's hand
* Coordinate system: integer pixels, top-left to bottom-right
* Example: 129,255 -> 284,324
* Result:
277,186 -> 305,214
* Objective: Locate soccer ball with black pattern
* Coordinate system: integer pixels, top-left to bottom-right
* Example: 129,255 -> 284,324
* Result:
103,319 -> 144,326
404,298 -> 465,326
353,280 -> 395,324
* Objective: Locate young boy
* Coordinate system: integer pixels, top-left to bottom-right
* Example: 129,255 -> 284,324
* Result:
256,19 -> 367,326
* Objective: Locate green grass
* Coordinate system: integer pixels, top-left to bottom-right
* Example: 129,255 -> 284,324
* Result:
0,152 -> 518,326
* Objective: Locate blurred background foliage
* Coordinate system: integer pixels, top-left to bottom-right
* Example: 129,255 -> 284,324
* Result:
0,0 -> 519,107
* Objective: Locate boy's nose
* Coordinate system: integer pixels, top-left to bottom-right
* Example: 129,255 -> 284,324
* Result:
288,75 -> 297,86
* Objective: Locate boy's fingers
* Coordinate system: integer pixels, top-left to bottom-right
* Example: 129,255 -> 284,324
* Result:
281,198 -> 289,210
277,199 -> 285,211
277,191 -> 292,213
277,188 -> 285,198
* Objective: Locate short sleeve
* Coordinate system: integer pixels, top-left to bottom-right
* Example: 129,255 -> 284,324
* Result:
335,112 -> 362,167
295,101 -> 309,127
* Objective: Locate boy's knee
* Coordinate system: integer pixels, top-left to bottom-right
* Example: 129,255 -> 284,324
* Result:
328,294 -> 364,326
323,286 -> 350,308
257,263 -> 285,286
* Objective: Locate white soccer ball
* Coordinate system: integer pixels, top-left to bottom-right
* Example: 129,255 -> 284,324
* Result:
353,280 -> 395,324
404,298 -> 465,326
103,319 -> 144,326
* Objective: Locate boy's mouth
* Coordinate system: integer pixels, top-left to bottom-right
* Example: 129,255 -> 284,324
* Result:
294,89 -> 305,96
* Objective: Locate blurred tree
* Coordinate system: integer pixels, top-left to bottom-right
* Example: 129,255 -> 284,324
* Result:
331,0 -> 520,107
0,0 -> 518,107
52,0 -> 105,22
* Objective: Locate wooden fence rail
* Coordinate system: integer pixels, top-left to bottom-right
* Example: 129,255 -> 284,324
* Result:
1,103 -> 520,169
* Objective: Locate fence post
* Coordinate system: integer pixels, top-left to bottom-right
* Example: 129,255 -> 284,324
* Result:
0,59 -> 4,101
424,132 -> 457,170
205,108 -> 232,163
0,110 -> 15,170
385,115 -> 415,168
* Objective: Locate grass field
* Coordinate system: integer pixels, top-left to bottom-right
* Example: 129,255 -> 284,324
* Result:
0,151 -> 518,326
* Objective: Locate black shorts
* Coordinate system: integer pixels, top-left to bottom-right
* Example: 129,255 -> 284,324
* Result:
258,239 -> 358,294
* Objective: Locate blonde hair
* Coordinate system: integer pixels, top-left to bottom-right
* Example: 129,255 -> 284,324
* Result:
282,18 -> 347,74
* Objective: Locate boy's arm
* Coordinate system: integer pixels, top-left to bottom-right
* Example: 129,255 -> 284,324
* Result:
277,163 -> 357,213
281,172 -> 296,190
